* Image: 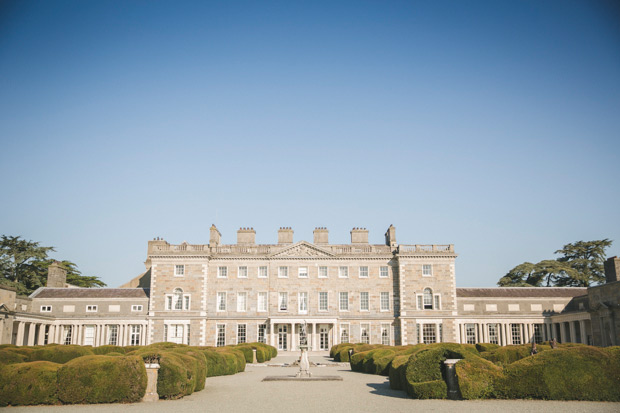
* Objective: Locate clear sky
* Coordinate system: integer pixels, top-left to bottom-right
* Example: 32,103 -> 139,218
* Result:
1,0 -> 619,288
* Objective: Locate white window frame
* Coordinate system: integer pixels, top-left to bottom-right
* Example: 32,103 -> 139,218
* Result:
238,266 -> 248,278
86,305 -> 98,312
359,266 -> 369,278
340,323 -> 350,344
258,291 -> 268,312
130,325 -> 141,346
318,291 -> 328,312
279,292 -> 288,312
165,288 -> 190,310
40,305 -> 52,312
174,264 -> 185,277
298,292 -> 308,314
237,323 -> 247,344
422,264 -> 432,277
338,266 -> 349,278
217,292 -> 227,312
107,325 -> 119,345
380,266 -> 389,278
257,324 -> 267,344
131,304 -> 143,312
339,291 -> 349,311
298,266 -> 308,278
434,294 -> 441,310
381,323 -> 390,345
360,291 -> 369,311
278,266 -> 289,278
237,292 -> 247,312
216,324 -> 226,347
318,266 -> 328,278
217,266 -> 228,278
360,323 -> 370,344
258,266 -> 268,278
380,292 -> 390,311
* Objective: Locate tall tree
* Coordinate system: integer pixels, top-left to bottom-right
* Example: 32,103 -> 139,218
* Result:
555,239 -> 612,287
497,260 -> 577,287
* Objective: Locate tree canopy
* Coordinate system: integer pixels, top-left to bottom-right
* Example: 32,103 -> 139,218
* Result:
0,235 -> 106,294
498,239 -> 613,287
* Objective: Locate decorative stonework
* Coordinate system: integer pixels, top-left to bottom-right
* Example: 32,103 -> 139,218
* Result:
270,242 -> 334,258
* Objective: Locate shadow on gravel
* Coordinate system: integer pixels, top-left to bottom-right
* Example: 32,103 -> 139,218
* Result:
367,381 -> 410,399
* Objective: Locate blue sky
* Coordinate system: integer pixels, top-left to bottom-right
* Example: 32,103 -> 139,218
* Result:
1,0 -> 619,288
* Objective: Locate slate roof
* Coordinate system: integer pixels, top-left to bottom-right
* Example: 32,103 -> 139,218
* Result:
457,287 -> 587,298
32,288 -> 150,299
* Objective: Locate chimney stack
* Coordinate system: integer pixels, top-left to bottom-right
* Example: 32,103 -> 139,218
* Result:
313,227 -> 329,244
210,224 -> 221,247
385,224 -> 397,247
237,227 -> 256,245
604,256 -> 620,283
46,261 -> 67,288
350,227 -> 369,244
278,227 -> 293,245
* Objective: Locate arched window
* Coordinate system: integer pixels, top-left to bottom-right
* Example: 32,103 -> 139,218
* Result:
174,288 -> 183,310
423,288 -> 433,310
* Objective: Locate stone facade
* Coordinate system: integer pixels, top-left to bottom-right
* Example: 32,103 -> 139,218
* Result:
0,225 -> 617,349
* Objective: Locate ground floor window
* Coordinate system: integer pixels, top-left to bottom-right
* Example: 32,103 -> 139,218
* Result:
439,323 -> 443,342
84,325 -> 95,346
340,324 -> 349,343
381,324 -> 390,345
511,324 -> 522,345
237,324 -> 247,344
422,324 -> 436,344
216,324 -> 226,347
258,324 -> 267,344
360,323 -> 370,344
130,325 -> 141,346
534,324 -> 543,344
167,324 -> 185,344
108,325 -> 118,345
465,324 -> 476,344
62,325 -> 72,345
43,325 -> 49,345
488,324 -> 499,344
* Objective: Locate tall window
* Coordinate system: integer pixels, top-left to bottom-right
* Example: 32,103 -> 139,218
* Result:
174,288 -> 184,310
167,288 -> 190,310
298,267 -> 308,278
278,266 -> 288,278
258,266 -> 268,278
488,324 -> 499,345
62,325 -> 73,345
237,292 -> 247,312
238,266 -> 248,278
237,324 -> 247,344
175,265 -> 185,277
298,292 -> 308,313
279,292 -> 288,311
258,324 -> 267,344
258,292 -> 268,312
339,266 -> 349,278
360,292 -> 369,311
359,266 -> 368,278
340,324 -> 349,343
511,324 -> 522,345
422,264 -> 432,276
360,323 -> 370,344
217,292 -> 226,311
318,266 -> 328,278
466,324 -> 476,344
166,324 -> 184,344
339,292 -> 349,311
380,266 -> 389,278
83,325 -> 95,346
422,324 -> 436,344
534,324 -> 543,344
381,324 -> 390,345
130,325 -> 141,346
216,324 -> 226,347
218,266 -> 227,278
319,292 -> 328,311
107,325 -> 118,345
380,292 -> 390,311
423,288 -> 433,310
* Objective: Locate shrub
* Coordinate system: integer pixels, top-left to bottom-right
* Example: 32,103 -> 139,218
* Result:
0,349 -> 27,365
31,345 -> 94,364
388,354 -> 410,390
366,348 -> 396,375
215,348 -> 246,372
92,345 -> 126,355
153,352 -> 194,399
349,351 -> 368,372
202,350 -> 237,377
475,343 -> 500,353
481,344 -> 550,366
337,346 -> 356,362
234,345 -> 254,363
57,355 -> 146,404
245,342 -> 275,362
171,348 -> 207,392
0,361 -> 60,406
454,354 -> 503,399
407,380 -> 447,399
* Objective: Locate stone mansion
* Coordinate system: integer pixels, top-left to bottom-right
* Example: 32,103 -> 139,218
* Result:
1,225 -> 618,350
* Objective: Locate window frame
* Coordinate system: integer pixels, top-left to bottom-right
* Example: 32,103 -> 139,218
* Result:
318,266 -> 328,278
360,323 -> 370,344
257,291 -> 268,312
278,266 -> 289,278
380,266 -> 389,278
360,291 -> 369,311
380,292 -> 390,311
298,266 -> 308,278
174,264 -> 185,277
217,291 -> 227,312
339,291 -> 349,311
40,305 -> 52,312
278,292 -> 288,312
217,266 -> 228,278
298,292 -> 308,314
216,324 -> 226,347
422,264 -> 432,277
131,304 -> 143,312
359,266 -> 369,278
258,266 -> 268,278
86,305 -> 98,313
238,266 -> 248,278
338,266 -> 349,278
237,292 -> 247,312
318,291 -> 328,312
237,323 -> 247,344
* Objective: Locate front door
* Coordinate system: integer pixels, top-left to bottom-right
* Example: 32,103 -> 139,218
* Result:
278,324 -> 288,351
319,326 -> 329,350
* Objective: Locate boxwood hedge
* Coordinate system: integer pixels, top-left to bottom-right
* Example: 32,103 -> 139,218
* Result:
0,361 -> 61,406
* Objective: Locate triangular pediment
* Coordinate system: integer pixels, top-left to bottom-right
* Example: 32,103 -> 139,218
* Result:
269,241 -> 335,258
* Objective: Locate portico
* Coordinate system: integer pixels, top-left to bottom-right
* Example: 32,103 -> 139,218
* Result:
268,318 -> 337,351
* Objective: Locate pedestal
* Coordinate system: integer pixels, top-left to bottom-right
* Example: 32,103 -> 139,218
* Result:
143,363 -> 160,402
296,345 -> 312,378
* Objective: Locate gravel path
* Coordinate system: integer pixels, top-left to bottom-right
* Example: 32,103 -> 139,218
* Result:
5,354 -> 619,413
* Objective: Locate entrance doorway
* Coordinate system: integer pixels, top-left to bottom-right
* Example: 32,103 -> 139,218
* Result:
278,324 -> 288,351
319,326 -> 329,350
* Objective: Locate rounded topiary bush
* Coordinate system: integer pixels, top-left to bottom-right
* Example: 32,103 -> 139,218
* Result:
202,350 -> 237,376
0,361 -> 61,406
349,350 -> 369,372
233,345 -> 254,363
454,354 -> 503,399
31,345 -> 94,364
215,348 -> 246,372
0,349 -> 27,365
364,348 -> 396,375
92,345 -> 126,355
388,354 -> 410,390
171,348 -> 207,392
475,343 -> 500,353
57,355 -> 147,404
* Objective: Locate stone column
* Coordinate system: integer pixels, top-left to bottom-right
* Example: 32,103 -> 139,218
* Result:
37,324 -> 46,345
569,321 -> 576,343
312,323 -> 317,350
579,320 -> 587,344
48,325 -> 55,344
16,322 -> 25,346
560,323 -> 566,343
26,323 -> 36,346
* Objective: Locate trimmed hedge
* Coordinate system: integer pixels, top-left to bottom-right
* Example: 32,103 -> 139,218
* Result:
0,361 -> 61,406
480,344 -> 551,366
31,345 -> 94,364
57,355 -> 147,404
202,349 -> 238,377
454,353 -> 503,399
234,345 -> 254,363
92,345 -> 127,355
0,349 -> 27,365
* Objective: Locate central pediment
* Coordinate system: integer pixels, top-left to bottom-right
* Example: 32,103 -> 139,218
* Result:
269,241 -> 335,258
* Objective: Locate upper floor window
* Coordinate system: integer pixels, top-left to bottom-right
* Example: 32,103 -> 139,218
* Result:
238,266 -> 248,278
40,305 -> 52,312
423,288 -> 433,309
417,289 -> 441,310
298,267 -> 308,278
298,292 -> 308,314
339,266 -> 349,278
360,292 -> 369,311
279,292 -> 288,311
319,292 -> 328,311
380,292 -> 390,311
258,266 -> 268,278
339,292 -> 349,311
166,287 -> 190,310
131,305 -> 143,312
218,266 -> 228,278
174,265 -> 185,277
217,292 -> 227,311
380,266 -> 389,278
318,266 -> 328,278
237,292 -> 247,312
422,264 -> 432,277
258,292 -> 268,312
359,266 -> 369,278
86,305 -> 98,312
278,266 -> 289,278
